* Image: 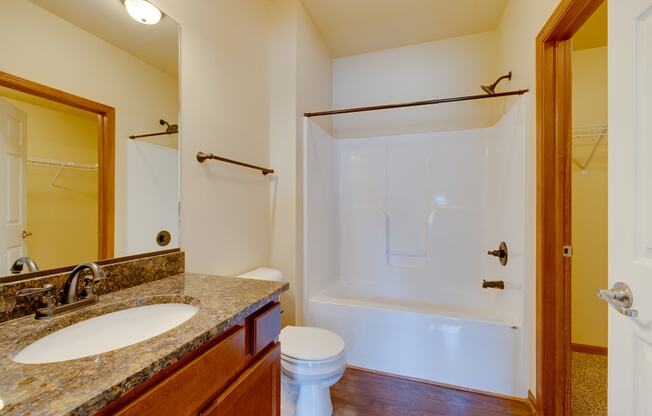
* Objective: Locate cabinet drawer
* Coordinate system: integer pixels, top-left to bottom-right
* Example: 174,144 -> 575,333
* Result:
116,326 -> 248,416
201,343 -> 281,416
250,303 -> 281,356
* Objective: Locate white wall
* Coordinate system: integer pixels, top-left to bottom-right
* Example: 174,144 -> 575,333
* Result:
0,0 -> 178,257
127,141 -> 179,253
335,129 -> 488,287
332,31 -> 500,138
496,0 -> 562,394
153,0 -> 272,277
268,0 -> 332,325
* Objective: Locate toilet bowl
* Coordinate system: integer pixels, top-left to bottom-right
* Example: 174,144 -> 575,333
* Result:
280,326 -> 346,416
237,268 -> 347,416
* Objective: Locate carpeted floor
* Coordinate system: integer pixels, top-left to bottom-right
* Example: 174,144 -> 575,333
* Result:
571,352 -> 608,416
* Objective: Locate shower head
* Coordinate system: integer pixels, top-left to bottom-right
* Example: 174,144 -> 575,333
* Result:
481,72 -> 512,95
160,119 -> 179,134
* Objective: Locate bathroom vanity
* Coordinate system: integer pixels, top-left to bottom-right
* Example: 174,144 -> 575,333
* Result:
101,300 -> 282,416
0,270 -> 288,416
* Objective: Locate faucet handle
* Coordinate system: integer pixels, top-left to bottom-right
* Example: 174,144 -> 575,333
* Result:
16,283 -> 55,298
81,268 -> 106,299
16,283 -> 57,309
487,242 -> 508,266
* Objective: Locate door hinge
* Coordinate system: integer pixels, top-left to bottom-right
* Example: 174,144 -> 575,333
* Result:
563,245 -> 573,257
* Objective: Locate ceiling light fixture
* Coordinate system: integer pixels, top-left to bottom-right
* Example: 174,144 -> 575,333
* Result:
123,0 -> 162,25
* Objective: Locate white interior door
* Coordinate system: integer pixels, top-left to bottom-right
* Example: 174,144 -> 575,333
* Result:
0,98 -> 27,275
608,1 -> 652,414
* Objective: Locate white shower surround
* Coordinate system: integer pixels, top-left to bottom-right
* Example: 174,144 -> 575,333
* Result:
303,97 -> 529,398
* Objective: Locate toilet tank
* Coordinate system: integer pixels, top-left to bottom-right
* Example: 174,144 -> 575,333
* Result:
237,267 -> 284,281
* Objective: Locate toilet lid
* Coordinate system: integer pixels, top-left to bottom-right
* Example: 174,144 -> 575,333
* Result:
280,326 -> 345,361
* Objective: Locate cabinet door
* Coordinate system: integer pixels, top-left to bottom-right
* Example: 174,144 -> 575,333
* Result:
250,303 -> 281,356
201,343 -> 281,416
115,327 -> 248,416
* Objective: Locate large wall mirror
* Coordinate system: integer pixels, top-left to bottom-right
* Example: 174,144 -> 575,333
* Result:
0,0 -> 179,278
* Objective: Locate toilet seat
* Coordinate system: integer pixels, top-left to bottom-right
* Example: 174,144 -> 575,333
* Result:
280,326 -> 347,380
280,326 -> 345,361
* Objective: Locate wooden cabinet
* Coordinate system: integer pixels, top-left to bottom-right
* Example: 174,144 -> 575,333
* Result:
200,343 -> 281,416
114,327 -> 248,416
250,303 -> 281,356
99,302 -> 281,416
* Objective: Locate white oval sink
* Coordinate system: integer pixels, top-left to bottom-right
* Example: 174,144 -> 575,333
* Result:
13,303 -> 198,364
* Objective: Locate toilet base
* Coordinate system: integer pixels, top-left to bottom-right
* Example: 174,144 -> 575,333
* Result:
281,376 -> 336,416
296,384 -> 333,416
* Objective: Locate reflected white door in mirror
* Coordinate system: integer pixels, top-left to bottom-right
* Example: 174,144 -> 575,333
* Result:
0,99 -> 27,276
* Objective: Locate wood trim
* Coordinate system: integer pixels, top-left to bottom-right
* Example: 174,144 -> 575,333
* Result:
571,343 -> 608,356
535,1 -> 604,416
98,109 -> 115,259
0,71 -> 115,259
346,365 -> 529,405
527,390 -> 538,415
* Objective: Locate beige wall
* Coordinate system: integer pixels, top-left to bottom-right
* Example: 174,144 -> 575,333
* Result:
6,98 -> 98,269
571,47 -> 608,348
496,0 -> 562,393
331,31 -> 500,138
0,0 -> 178,257
154,0 -> 272,277
268,0 -> 333,325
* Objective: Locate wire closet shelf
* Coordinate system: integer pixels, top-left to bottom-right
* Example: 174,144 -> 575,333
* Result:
572,125 -> 608,172
27,156 -> 98,187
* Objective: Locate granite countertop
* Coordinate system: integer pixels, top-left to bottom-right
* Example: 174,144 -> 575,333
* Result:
0,273 -> 288,416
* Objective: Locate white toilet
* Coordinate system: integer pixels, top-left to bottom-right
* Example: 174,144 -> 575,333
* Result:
238,268 -> 346,416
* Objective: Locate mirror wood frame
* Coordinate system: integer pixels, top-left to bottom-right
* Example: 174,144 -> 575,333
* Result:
535,0 -> 605,415
0,70 -> 115,260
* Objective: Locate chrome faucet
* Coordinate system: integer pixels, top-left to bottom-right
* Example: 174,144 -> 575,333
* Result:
62,263 -> 106,304
10,257 -> 40,274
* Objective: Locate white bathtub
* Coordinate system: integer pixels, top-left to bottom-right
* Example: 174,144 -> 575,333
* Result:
305,280 -> 527,398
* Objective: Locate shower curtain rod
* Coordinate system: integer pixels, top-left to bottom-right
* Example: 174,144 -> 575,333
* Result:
304,89 -> 529,118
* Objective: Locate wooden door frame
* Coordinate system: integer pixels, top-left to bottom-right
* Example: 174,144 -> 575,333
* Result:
0,71 -> 115,259
535,0 -> 604,414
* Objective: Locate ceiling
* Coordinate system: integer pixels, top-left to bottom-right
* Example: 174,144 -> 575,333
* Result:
301,0 -> 509,58
30,0 -> 179,77
573,1 -> 607,50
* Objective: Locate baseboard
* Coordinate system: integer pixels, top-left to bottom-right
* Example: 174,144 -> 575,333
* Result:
527,390 -> 537,415
346,365 -> 528,404
571,343 -> 608,356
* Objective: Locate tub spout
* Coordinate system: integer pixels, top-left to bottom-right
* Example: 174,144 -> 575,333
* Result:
482,280 -> 505,290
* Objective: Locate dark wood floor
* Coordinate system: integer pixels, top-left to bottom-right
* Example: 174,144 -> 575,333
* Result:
331,368 -> 533,416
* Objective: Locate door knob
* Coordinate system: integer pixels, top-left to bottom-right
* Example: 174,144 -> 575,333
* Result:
597,282 -> 638,318
21,230 -> 33,239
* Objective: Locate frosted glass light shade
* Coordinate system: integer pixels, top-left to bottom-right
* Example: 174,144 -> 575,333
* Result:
124,0 -> 162,25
